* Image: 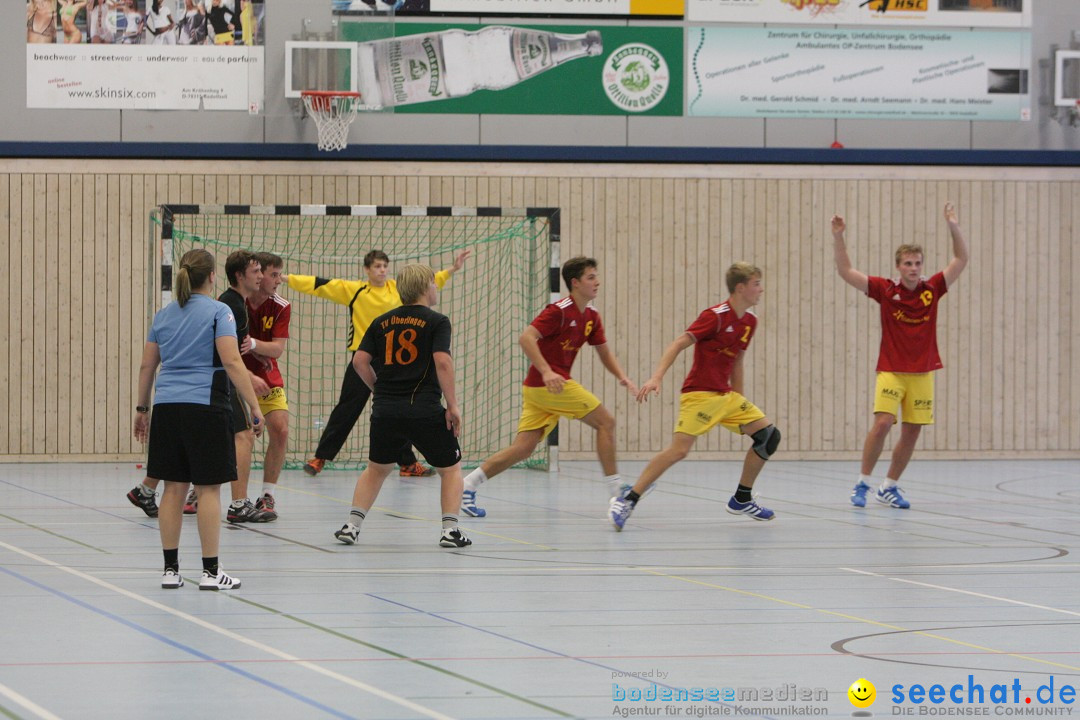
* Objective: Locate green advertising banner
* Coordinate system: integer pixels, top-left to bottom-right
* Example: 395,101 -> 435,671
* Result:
338,22 -> 682,115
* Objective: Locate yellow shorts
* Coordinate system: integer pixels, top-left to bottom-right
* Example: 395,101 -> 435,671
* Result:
675,391 -> 766,437
257,386 -> 289,416
517,381 -> 601,440
214,32 -> 234,45
873,371 -> 934,425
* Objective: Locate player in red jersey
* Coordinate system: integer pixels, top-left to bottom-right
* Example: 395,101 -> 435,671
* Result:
242,252 -> 291,520
833,202 -> 969,509
460,256 -> 637,518
608,262 -> 780,531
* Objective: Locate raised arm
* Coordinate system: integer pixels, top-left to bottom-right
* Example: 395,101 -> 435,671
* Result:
283,274 -> 359,305
593,343 -> 637,397
941,202 -> 969,288
434,351 -> 461,437
636,332 -> 694,402
832,215 -> 869,294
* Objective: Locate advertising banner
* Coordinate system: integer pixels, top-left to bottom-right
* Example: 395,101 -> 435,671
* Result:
338,22 -> 683,115
688,0 -> 1030,28
687,27 -> 1031,121
26,0 -> 265,111
332,0 -> 683,19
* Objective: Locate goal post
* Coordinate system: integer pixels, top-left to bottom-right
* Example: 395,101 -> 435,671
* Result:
150,204 -> 561,471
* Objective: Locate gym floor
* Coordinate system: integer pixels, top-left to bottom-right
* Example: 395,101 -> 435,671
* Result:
1,459 -> 1078,720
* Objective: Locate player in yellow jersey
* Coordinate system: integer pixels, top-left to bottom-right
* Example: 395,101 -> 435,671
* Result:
285,249 -> 470,476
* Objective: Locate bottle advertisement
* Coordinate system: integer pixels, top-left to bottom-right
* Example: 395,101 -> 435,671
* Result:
340,22 -> 683,115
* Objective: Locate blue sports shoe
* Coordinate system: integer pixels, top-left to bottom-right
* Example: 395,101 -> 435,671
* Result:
876,485 -> 910,509
609,495 -> 635,531
461,489 -> 486,518
851,480 -> 870,508
726,496 -> 775,521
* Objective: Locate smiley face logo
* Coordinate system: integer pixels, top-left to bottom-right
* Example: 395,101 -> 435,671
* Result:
848,679 -> 876,708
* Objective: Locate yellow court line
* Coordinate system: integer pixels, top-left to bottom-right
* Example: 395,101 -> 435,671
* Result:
638,568 -> 1080,673
281,485 -> 555,550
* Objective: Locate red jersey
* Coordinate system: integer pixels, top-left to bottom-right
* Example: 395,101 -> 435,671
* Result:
681,301 -> 757,394
244,294 -> 291,388
523,297 -> 607,387
866,272 -> 948,373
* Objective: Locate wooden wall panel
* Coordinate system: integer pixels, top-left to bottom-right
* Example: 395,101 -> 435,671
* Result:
0,159 -> 1077,461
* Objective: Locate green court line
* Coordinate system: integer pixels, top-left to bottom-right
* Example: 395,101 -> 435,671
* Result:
0,701 -> 25,720
230,595 -> 576,719
0,513 -> 109,554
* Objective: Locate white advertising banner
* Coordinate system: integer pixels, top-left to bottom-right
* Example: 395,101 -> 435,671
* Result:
27,45 -> 264,110
689,0 -> 1030,28
687,27 -> 1031,121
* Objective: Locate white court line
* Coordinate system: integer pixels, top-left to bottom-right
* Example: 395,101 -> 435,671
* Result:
0,681 -> 64,720
842,567 -> 1080,618
0,540 -> 456,720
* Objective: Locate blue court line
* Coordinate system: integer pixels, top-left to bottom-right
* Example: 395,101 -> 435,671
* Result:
0,565 -> 360,720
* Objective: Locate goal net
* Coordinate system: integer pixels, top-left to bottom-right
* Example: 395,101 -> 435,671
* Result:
149,205 -> 556,471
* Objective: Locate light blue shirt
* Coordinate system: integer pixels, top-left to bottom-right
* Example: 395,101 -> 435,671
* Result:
148,294 -> 236,407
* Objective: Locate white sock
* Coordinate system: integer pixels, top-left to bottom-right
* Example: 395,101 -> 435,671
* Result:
604,474 -> 624,496
262,483 -> 276,497
859,474 -> 874,486
138,482 -> 155,496
230,499 -> 246,509
881,477 -> 898,490
463,468 -> 487,492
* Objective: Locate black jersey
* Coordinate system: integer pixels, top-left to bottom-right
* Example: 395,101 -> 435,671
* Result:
358,305 -> 451,419
217,287 -> 249,351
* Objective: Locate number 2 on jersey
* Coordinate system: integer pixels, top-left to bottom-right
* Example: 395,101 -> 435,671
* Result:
384,329 -> 418,366
740,326 -> 752,343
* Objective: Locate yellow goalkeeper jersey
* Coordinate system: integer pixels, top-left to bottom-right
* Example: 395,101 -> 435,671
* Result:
287,270 -> 451,351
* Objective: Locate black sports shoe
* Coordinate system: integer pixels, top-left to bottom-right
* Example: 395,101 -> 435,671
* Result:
126,486 -> 159,518
227,499 -> 273,523
254,493 -> 278,521
439,527 -> 472,548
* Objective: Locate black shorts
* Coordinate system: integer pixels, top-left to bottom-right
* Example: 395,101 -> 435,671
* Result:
146,403 -> 237,486
369,413 -> 461,468
229,390 -> 251,434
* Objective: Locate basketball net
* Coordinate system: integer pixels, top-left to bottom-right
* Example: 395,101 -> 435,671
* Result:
302,91 -> 362,152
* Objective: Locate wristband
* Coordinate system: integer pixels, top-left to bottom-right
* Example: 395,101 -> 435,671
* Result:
250,338 -> 257,352
135,406 -> 149,414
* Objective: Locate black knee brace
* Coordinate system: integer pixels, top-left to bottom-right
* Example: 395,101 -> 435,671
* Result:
751,424 -> 780,461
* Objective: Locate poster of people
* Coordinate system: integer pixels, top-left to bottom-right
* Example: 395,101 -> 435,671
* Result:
26,0 -> 265,110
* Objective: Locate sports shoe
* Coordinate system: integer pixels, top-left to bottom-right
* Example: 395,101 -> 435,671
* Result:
227,499 -> 273,524
303,457 -> 325,476
127,486 -> 159,518
461,489 -> 486,518
334,523 -> 360,545
399,462 -> 436,477
726,496 -> 775,521
199,568 -> 241,591
439,527 -> 472,548
254,493 -> 278,521
161,569 -> 183,589
183,488 -> 197,515
609,496 -> 635,532
851,480 -> 871,508
876,485 -> 910,509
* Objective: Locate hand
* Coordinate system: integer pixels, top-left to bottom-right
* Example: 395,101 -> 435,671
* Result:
280,273 -> 289,282
251,375 -> 271,396
541,370 -> 565,394
944,201 -> 958,226
445,405 -> 462,437
133,412 -> 150,443
250,410 -> 264,438
636,378 -> 661,403
619,376 -> 639,397
452,248 -> 472,272
239,335 -> 252,355
831,215 -> 846,236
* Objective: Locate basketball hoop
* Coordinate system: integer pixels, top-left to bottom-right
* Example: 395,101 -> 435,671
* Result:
301,91 -> 362,152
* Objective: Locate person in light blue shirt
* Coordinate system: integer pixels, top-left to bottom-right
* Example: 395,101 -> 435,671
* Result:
134,248 -> 264,592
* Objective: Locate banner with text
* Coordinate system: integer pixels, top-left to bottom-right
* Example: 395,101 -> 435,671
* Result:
688,0 -> 1030,28
26,0 -> 265,111
332,0 -> 683,19
687,27 -> 1030,121
338,22 -> 683,115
